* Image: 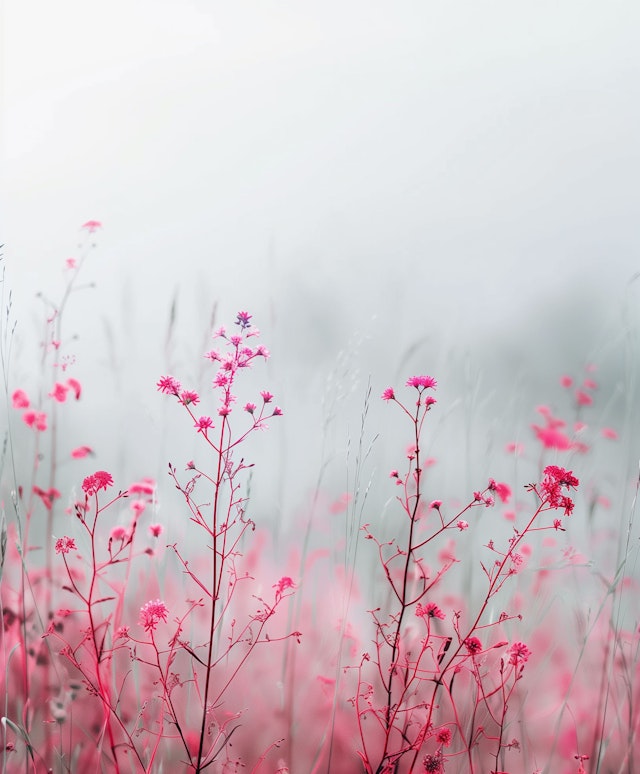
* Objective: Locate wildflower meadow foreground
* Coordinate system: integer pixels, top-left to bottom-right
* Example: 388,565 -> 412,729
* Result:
1,228 -> 638,774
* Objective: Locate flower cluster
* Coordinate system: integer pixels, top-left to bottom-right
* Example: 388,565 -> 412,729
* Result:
540,465 -> 579,515
139,599 -> 169,633
157,311 -> 281,424
82,470 -> 114,497
55,536 -> 77,555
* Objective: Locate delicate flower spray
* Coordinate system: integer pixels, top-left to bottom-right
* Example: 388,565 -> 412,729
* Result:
2,230 -> 637,773
350,376 -> 580,774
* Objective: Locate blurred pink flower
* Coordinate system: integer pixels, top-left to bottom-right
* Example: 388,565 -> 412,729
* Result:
81,220 -> 102,233
12,389 -> 30,409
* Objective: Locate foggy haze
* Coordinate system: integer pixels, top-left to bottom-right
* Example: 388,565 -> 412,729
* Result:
3,1 -> 639,537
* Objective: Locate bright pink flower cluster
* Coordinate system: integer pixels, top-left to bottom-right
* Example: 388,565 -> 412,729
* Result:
158,312 -> 281,422
416,602 -> 446,621
139,599 -> 169,632
82,470 -> 114,496
55,536 -> 77,555
540,465 -> 579,515
508,641 -> 531,666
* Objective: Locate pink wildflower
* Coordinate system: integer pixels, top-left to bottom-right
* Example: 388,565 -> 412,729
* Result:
508,641 -> 531,666
110,526 -> 127,541
55,536 -> 76,555
128,478 -> 155,495
12,389 -> 30,409
235,310 -> 252,329
22,410 -> 48,431
180,390 -> 200,406
560,375 -> 573,388
456,520 -> 469,531
488,479 -> 511,503
157,375 -> 181,395
416,602 -> 446,621
465,637 -> 483,655
139,599 -> 168,632
406,375 -> 437,389
130,500 -> 146,516
435,727 -> 452,747
81,220 -> 102,233
67,378 -> 82,399
33,486 -> 61,510
261,391 -> 274,403
149,524 -> 163,538
381,387 -> 395,401
273,576 -> 295,600
49,382 -> 69,402
71,446 -> 93,459
244,402 -> 256,414
65,258 -> 77,269
82,470 -> 114,496
272,406 -> 283,416
430,500 -> 442,510
602,427 -> 618,440
195,416 -> 214,433
575,389 -> 592,406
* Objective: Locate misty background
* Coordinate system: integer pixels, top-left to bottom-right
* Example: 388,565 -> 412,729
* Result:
2,2 -> 640,559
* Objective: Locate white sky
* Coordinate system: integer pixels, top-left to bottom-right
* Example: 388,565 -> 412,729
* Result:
2,1 -> 640,517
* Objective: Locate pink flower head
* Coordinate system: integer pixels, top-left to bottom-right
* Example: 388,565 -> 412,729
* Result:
157,375 -> 181,395
435,727 -> 452,747
195,416 -> 214,433
456,520 -> 469,531
406,375 -> 437,390
149,523 -> 163,538
465,637 -> 483,655
180,390 -> 200,406
244,402 -> 256,414
273,576 -> 295,600
560,375 -> 573,388
115,626 -> 130,641
416,602 -> 446,621
67,378 -> 82,399
235,310 -> 252,330
508,641 -> 531,666
261,391 -> 274,403
81,220 -> 102,233
82,470 -> 114,496
65,257 -> 77,269
218,404 -> 232,417
128,478 -> 155,495
488,479 -> 512,504
49,382 -> 69,402
22,410 -> 48,431
575,389 -> 592,406
71,445 -> 93,459
601,427 -> 618,440
110,526 -> 127,541
55,536 -> 77,555
139,599 -> 168,632
272,406 -> 283,416
381,387 -> 395,401
130,500 -> 146,516
33,486 -> 61,510
430,500 -> 442,510
12,389 -> 30,409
